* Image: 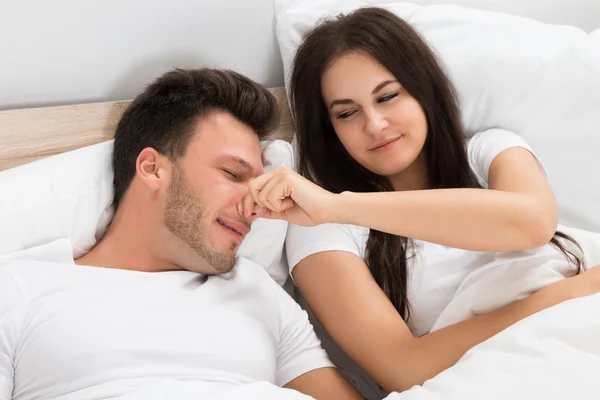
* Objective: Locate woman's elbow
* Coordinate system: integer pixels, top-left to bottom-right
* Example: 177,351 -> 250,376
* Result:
380,343 -> 427,393
525,202 -> 559,248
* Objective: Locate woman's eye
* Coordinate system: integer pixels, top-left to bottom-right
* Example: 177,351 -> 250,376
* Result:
378,92 -> 399,103
337,110 -> 357,119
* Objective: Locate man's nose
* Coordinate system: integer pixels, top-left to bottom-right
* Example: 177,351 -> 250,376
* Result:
236,197 -> 262,226
237,185 -> 257,219
246,210 -> 260,224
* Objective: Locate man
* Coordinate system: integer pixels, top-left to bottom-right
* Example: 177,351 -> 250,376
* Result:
0,68 -> 362,399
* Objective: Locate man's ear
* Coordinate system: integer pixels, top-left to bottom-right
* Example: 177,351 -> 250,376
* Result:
135,148 -> 169,192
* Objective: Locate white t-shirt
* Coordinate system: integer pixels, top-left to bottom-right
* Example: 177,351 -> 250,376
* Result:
285,128 -> 600,399
0,239 -> 333,400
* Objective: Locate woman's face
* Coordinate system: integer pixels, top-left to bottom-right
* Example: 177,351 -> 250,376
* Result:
320,51 -> 428,185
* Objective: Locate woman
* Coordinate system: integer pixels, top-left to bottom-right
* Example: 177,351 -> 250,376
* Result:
244,7 -> 600,398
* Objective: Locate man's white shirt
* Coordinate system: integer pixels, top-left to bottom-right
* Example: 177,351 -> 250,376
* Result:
0,239 -> 332,400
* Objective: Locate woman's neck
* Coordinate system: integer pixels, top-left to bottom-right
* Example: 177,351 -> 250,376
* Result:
388,152 -> 430,191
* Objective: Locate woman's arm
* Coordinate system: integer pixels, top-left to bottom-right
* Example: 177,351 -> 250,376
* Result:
293,252 -> 600,393
248,147 -> 558,252
331,147 -> 558,252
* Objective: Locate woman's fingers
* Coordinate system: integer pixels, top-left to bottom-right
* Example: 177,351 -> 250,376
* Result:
278,198 -> 295,212
248,171 -> 275,209
257,174 -> 285,211
265,177 -> 294,212
241,193 -> 256,218
247,167 -> 301,218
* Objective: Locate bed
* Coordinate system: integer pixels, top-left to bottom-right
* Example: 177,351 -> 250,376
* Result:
2,87 -> 600,400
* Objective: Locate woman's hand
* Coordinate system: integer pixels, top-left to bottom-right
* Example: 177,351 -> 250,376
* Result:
244,167 -> 339,226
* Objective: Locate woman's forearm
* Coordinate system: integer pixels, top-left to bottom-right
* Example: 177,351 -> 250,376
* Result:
393,282 -> 576,392
331,189 -> 557,252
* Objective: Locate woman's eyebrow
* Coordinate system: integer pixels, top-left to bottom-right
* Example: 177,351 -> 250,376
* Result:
371,80 -> 397,95
329,80 -> 398,109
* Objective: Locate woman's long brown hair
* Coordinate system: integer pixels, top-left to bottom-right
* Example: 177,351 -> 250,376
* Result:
290,7 -> 582,320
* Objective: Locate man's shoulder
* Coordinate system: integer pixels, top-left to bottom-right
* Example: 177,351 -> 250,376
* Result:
0,259 -> 78,288
230,256 -> 281,285
227,257 -> 297,304
0,259 -> 69,310
0,238 -> 76,266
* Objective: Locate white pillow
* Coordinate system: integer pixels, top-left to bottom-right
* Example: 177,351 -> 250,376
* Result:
0,139 -> 292,286
275,0 -> 600,233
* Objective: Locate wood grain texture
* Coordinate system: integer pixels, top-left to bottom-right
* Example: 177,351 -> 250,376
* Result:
0,87 -> 293,172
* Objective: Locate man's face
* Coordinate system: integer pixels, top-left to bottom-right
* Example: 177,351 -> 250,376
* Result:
163,111 -> 264,274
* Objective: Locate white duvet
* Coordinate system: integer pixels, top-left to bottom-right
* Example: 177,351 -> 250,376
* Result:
391,293 -> 600,400
116,294 -> 600,400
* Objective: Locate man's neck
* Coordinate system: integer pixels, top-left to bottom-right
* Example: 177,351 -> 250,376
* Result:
75,205 -> 179,273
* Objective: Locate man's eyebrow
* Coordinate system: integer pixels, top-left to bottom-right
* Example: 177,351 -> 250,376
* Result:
222,154 -> 261,175
329,80 -> 398,109
223,154 -> 252,170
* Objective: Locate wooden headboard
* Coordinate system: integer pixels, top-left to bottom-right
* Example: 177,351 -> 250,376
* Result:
0,87 -> 293,172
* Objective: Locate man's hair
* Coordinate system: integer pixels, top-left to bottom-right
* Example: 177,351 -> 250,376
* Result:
112,68 -> 280,209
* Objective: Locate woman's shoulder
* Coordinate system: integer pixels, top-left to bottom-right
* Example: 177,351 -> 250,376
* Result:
467,128 -> 542,187
285,223 -> 369,271
467,128 -> 531,158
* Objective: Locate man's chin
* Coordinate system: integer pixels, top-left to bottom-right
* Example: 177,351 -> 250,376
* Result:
212,256 -> 237,274
204,251 -> 237,275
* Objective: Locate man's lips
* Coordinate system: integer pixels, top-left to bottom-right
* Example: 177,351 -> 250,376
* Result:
217,218 -> 250,238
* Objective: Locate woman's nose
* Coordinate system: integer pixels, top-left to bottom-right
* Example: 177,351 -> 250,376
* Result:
365,109 -> 389,135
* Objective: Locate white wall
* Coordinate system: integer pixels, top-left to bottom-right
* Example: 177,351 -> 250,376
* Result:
0,0 -> 284,109
1,0 -> 598,110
